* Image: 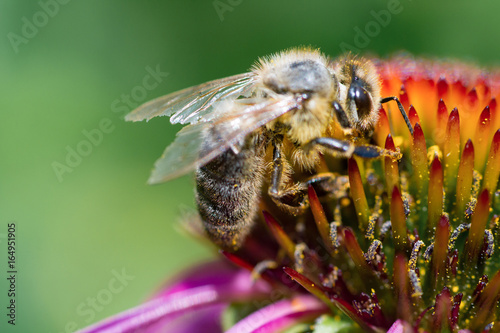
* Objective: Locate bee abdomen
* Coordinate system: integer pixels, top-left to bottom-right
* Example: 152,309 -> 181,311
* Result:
196,139 -> 265,251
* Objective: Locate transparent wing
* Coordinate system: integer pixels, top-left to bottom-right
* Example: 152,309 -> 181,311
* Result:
125,72 -> 256,125
147,96 -> 299,184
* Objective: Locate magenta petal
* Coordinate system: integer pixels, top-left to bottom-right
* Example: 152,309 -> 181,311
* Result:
145,303 -> 226,333
387,320 -> 413,333
78,285 -> 222,333
225,295 -> 328,333
78,260 -> 272,333
155,260 -> 272,298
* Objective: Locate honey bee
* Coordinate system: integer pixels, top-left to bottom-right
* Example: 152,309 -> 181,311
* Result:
126,48 -> 413,250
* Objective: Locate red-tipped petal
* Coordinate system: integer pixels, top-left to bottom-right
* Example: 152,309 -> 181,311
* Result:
262,211 -> 295,259
428,155 -> 444,232
375,106 -> 391,146
437,77 -> 449,99
483,129 -> 500,196
469,270 -> 500,331
220,250 -> 255,272
400,85 -> 410,111
393,255 -> 412,322
474,106 -> 491,172
443,108 -> 461,210
308,185 -> 335,253
451,80 -> 467,98
489,97 -> 498,130
456,139 -> 475,217
284,267 -> 381,332
435,99 -> 449,146
451,293 -> 463,328
408,105 -> 420,128
391,186 -> 408,254
464,189 -> 490,266
431,215 -> 450,291
433,287 -> 452,332
343,228 -> 372,274
348,158 -> 370,230
467,87 -> 479,108
283,267 -> 335,311
411,123 -> 429,200
384,134 -> 400,197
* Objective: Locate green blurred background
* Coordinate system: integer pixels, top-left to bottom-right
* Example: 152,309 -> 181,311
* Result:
1,1 -> 500,332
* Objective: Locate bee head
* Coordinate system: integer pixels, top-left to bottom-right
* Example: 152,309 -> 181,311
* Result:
255,49 -> 338,145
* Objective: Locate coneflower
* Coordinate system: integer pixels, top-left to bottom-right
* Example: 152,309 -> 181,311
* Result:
80,56 -> 500,333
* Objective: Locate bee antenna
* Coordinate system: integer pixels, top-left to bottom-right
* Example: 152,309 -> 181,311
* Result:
380,96 -> 414,135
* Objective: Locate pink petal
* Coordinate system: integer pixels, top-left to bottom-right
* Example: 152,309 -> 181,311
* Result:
155,260 -> 271,298
387,320 -> 407,333
145,303 -> 226,333
225,295 -> 328,333
78,260 -> 272,333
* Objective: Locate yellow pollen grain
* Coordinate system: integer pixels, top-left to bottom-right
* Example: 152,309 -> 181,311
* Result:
340,197 -> 350,207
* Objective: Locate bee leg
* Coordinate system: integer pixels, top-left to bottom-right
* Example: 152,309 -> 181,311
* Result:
269,136 -> 285,197
305,137 -> 402,160
305,172 -> 350,200
251,260 -> 278,280
333,101 -> 351,128
380,96 -> 414,135
268,138 -> 309,214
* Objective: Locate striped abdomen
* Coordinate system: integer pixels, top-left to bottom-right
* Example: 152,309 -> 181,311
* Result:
196,134 -> 265,250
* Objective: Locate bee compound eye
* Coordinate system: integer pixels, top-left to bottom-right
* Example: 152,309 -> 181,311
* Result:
348,85 -> 372,119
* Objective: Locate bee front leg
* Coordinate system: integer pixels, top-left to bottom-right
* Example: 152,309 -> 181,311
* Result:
333,101 -> 351,128
268,138 -> 309,215
380,96 -> 414,135
304,172 -> 350,200
305,137 -> 402,160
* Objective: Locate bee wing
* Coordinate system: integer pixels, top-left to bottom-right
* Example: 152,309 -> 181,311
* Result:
148,96 -> 299,184
125,73 -> 256,125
